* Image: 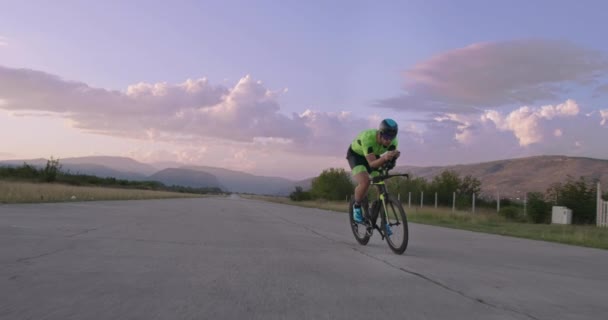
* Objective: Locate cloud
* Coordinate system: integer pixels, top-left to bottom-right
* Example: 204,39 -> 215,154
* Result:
3,64 -> 607,174
0,65 -> 378,157
0,36 -> 7,46
376,39 -> 608,113
128,148 -> 208,165
433,113 -> 475,144
481,99 -> 580,146
0,66 -> 307,139
601,109 -> 608,126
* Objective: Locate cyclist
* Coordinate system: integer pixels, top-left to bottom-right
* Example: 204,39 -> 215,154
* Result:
346,118 -> 400,226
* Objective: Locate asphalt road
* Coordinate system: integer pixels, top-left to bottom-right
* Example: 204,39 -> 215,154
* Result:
1,196 -> 607,320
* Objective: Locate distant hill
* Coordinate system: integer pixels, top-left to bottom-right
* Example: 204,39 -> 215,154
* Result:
181,165 -> 295,195
0,158 -> 48,167
0,157 -> 149,181
394,155 -> 608,197
60,156 -> 158,176
148,168 -> 223,189
60,163 -> 148,181
3,155 -> 606,198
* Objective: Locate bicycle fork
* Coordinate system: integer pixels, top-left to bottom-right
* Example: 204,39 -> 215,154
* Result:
368,198 -> 389,240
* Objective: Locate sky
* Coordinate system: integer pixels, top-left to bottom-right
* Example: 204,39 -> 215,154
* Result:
1,0 -> 608,180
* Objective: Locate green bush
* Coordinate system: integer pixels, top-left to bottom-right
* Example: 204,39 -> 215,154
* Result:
43,157 -> 62,182
0,159 -> 220,194
499,206 -> 522,221
310,168 -> 354,201
546,177 -> 595,224
289,186 -> 312,201
527,192 -> 551,224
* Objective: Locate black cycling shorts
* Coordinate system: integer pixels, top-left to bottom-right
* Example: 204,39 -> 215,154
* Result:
346,147 -> 374,174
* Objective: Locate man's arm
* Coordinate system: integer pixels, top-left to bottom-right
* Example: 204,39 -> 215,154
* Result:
365,152 -> 395,169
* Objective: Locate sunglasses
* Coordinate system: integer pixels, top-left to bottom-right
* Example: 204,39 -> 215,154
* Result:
381,133 -> 396,140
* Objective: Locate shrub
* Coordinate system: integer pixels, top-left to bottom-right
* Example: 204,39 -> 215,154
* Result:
527,192 -> 551,224
499,206 -> 522,221
289,186 -> 312,201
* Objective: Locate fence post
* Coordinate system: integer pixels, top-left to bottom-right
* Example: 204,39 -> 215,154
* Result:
408,192 -> 411,208
497,191 -> 500,213
435,192 -> 438,208
472,193 -> 476,213
524,193 -> 527,217
452,192 -> 455,212
598,182 -> 602,227
421,191 -> 424,208
398,193 -> 401,201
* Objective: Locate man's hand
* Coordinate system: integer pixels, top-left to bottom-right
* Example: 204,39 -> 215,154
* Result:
384,150 -> 400,160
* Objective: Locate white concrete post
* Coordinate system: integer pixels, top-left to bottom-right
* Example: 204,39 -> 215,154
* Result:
497,191 -> 500,213
598,183 -> 602,227
524,193 -> 527,217
472,193 -> 476,213
421,191 -> 424,208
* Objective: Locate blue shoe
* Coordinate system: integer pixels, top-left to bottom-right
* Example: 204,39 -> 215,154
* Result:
385,223 -> 393,236
353,205 -> 364,223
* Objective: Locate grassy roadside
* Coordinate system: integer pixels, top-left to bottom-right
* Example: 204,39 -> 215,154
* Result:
0,180 -> 211,204
241,194 -> 608,250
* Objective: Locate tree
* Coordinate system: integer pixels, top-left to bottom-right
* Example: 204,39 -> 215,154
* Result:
310,168 -> 354,201
387,174 -> 428,204
459,174 -> 481,196
546,176 -> 595,224
430,170 -> 461,206
289,186 -> 312,201
527,192 -> 551,223
43,157 -> 62,182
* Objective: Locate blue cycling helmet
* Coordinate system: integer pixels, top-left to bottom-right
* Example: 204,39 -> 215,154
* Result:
379,118 -> 398,139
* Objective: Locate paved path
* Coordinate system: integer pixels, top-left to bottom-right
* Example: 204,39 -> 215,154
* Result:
1,196 -> 606,319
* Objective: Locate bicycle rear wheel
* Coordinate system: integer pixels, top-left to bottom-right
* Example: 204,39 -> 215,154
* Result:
381,195 -> 409,254
348,197 -> 370,245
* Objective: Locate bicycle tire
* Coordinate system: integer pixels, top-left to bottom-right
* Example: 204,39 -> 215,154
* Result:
348,197 -> 370,245
381,195 -> 409,254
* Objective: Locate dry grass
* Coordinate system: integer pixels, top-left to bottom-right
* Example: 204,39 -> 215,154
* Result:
0,180 -> 206,203
241,194 -> 608,250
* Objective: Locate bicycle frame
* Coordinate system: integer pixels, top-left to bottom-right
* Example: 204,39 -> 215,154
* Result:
366,170 -> 409,236
349,166 -> 410,254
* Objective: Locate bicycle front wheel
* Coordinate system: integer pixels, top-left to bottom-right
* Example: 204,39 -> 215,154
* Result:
381,195 -> 409,254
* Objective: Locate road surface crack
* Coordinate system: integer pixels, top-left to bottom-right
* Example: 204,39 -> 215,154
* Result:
272,213 -> 541,320
16,247 -> 71,263
67,227 -> 99,237
352,248 -> 542,320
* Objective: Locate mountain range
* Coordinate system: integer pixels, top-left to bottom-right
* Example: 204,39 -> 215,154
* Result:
394,155 -> 608,198
0,156 -> 307,195
1,155 -> 607,197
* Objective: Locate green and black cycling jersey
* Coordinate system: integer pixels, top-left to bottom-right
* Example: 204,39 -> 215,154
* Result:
347,129 -> 398,175
350,129 -> 398,157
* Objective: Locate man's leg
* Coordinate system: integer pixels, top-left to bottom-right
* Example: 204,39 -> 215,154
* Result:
353,171 -> 370,204
351,170 -> 370,223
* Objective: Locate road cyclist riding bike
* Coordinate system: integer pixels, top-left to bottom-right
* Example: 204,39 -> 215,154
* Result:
345,118 -> 409,254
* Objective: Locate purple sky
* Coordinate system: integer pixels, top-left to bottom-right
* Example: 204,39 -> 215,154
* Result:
1,0 -> 608,179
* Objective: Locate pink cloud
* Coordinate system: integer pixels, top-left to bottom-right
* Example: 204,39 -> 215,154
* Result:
0,65 -> 373,157
482,99 -> 580,146
601,109 -> 608,126
377,39 -> 608,113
